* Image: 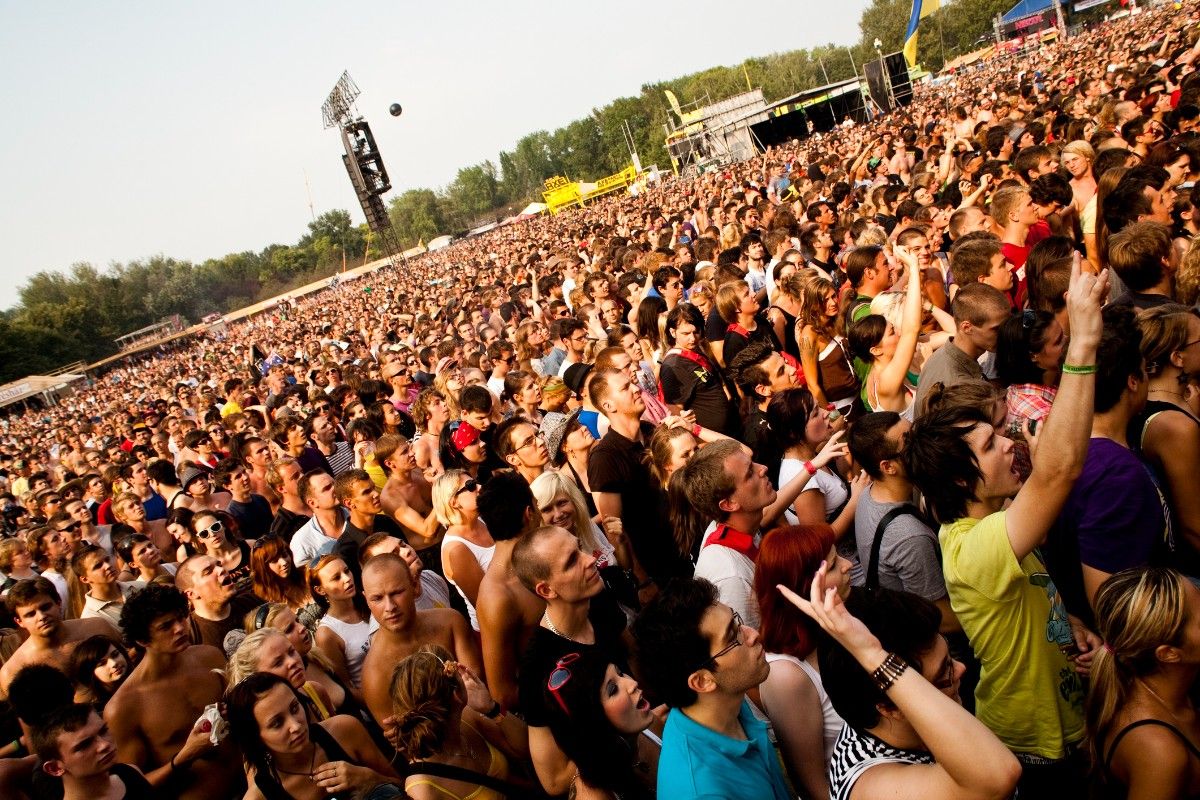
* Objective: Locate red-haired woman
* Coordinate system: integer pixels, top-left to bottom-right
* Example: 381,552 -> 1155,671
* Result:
250,535 -> 320,631
754,523 -> 853,800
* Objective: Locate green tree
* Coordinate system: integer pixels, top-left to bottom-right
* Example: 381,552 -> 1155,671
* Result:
388,189 -> 446,248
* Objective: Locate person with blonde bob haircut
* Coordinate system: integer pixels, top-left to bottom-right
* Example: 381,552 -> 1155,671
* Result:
1085,567 -> 1200,798
433,470 -> 493,632
226,627 -> 336,721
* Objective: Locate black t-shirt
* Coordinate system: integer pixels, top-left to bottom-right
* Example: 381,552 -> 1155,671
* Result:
227,494 -> 274,539
659,352 -> 737,436
588,423 -> 691,583
705,306 -> 728,342
269,506 -> 311,543
722,312 -> 781,366
741,407 -> 780,486
190,591 -> 262,650
517,589 -> 628,726
334,514 -> 408,580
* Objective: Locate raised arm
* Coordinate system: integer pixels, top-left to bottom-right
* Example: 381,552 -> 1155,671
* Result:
1006,258 -> 1107,560
778,564 -> 1020,800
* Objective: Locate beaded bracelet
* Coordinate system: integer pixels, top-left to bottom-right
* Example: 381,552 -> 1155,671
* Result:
1062,363 -> 1097,375
871,652 -> 909,693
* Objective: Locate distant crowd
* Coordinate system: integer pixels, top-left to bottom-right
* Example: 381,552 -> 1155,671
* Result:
1,4 -> 1200,799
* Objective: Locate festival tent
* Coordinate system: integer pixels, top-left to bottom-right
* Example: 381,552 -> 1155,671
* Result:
1002,0 -> 1053,24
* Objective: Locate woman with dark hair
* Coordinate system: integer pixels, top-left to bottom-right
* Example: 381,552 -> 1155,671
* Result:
660,302 -> 738,436
191,508 -> 255,594
635,294 -> 668,363
309,554 -> 374,691
995,309 -> 1066,480
754,524 -> 851,800
69,634 -> 132,710
225,671 -> 401,799
1085,567 -> 1200,799
540,650 -> 662,800
502,370 -> 543,424
165,506 -> 198,563
250,535 -> 319,629
798,271 -> 859,414
367,400 -> 414,440
439,421 -> 488,478
847,248 -> 923,418
768,387 -> 866,546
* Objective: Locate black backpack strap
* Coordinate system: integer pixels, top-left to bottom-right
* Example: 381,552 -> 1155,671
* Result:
865,504 -> 921,593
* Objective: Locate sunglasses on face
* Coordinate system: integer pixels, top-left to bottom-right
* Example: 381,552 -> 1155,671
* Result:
454,479 -> 479,498
196,520 -> 223,539
547,652 -> 582,716
57,522 -> 81,534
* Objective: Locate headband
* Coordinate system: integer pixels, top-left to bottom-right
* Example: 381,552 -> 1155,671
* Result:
452,422 -> 481,452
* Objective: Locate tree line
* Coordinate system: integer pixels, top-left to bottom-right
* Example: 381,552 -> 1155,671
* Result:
1,0 -> 1023,383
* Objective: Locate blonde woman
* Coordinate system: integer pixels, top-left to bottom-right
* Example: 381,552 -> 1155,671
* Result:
1086,567 -> 1200,798
433,470 -> 494,632
227,627 -> 336,721
530,471 -> 631,575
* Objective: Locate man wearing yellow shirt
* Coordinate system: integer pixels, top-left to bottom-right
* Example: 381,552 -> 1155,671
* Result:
906,259 -> 1108,797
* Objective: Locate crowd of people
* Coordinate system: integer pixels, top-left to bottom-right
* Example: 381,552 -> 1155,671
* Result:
2,4 -> 1200,798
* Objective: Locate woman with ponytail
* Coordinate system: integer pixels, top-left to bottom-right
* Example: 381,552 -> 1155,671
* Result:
1086,567 -> 1200,798
1131,305 -> 1200,574
389,645 -> 534,799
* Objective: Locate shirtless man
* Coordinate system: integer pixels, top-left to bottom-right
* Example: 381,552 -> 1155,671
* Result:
242,436 -> 282,512
375,435 -> 441,557
358,553 -> 481,728
104,583 -> 244,799
110,493 -> 174,557
0,578 -> 120,699
475,471 -> 545,711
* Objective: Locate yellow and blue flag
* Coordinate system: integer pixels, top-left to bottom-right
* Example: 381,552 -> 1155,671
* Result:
903,0 -> 941,67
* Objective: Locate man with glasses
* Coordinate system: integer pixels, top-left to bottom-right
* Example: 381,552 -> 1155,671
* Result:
632,577 -> 788,800
486,340 -> 516,399
555,319 -> 589,379
652,266 -> 685,311
513,524 -> 629,798
382,360 -> 418,415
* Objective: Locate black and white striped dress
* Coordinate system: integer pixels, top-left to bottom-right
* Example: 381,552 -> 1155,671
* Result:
828,725 -> 934,800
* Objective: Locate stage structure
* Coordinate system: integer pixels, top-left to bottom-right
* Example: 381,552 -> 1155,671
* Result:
663,89 -> 769,177
321,71 -> 403,266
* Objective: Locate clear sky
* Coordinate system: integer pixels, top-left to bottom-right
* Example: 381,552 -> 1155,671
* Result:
0,1 -> 871,308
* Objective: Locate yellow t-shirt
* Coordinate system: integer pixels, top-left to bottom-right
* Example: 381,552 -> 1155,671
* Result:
940,512 -> 1085,759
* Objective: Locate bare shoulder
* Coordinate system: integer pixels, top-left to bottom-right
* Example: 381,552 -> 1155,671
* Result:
69,616 -> 120,640
185,644 -> 229,671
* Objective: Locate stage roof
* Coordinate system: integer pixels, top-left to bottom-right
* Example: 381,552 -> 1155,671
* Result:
1002,0 -> 1053,24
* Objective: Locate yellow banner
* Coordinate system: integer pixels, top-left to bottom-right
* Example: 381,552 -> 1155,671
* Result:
543,176 -> 582,214
588,166 -> 637,198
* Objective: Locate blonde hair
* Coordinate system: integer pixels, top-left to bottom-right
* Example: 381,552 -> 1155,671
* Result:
530,471 -> 604,554
1137,304 -> 1198,376
869,291 -> 907,331
432,469 -> 468,527
1085,567 -> 1190,768
1061,139 -> 1095,165
226,627 -> 290,687
389,645 -> 462,760
1179,239 -> 1200,307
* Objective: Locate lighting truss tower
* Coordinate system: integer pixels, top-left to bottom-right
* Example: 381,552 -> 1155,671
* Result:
321,71 -> 403,266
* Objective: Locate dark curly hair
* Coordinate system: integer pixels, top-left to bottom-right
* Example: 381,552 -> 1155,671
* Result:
119,582 -> 189,647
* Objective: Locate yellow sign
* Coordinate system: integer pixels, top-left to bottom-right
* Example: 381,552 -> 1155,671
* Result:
542,177 -> 583,214
589,166 -> 637,197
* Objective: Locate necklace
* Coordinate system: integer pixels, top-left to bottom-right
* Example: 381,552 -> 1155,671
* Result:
446,725 -> 481,762
274,741 -> 319,779
1149,388 -> 1187,400
542,610 -> 577,642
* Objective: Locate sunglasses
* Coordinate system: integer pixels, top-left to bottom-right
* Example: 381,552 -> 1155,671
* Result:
57,522 -> 81,533
546,652 -> 582,716
196,520 -> 224,540
454,479 -> 479,498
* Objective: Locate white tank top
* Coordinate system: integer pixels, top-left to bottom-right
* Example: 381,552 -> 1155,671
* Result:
440,534 -> 495,631
317,614 -> 377,688
764,652 -> 846,763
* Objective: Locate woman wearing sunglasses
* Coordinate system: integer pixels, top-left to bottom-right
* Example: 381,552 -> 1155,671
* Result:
190,508 -> 255,594
433,471 -> 494,632
389,645 -> 534,800
541,650 -> 662,800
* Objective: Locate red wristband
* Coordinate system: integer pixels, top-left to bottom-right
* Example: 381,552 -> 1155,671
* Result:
691,423 -> 702,437
803,460 -> 817,475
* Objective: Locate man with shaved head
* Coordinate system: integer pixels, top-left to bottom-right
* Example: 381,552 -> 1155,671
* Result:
357,553 -> 482,729
174,554 -> 258,649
